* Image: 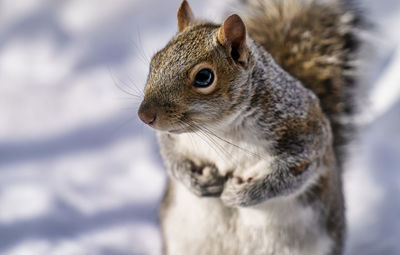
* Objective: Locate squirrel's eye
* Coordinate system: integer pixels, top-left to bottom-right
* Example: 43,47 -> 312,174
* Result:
193,68 -> 214,87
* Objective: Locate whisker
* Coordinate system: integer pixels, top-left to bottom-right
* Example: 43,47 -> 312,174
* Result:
178,120 -> 226,161
176,121 -> 197,153
194,121 -> 266,161
129,28 -> 150,66
126,75 -> 145,96
192,123 -> 233,162
181,118 -> 232,162
117,75 -> 144,98
120,107 -> 140,111
114,97 -> 142,100
108,67 -> 143,99
136,29 -> 151,64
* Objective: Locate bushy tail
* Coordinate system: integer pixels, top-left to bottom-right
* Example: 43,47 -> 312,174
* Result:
242,0 -> 361,167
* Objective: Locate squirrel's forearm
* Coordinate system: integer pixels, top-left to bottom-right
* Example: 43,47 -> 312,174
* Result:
221,156 -> 321,207
158,132 -> 226,196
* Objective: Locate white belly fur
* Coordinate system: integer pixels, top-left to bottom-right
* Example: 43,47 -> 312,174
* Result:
162,133 -> 333,255
162,181 -> 332,255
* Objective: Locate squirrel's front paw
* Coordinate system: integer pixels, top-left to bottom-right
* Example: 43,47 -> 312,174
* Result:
221,175 -> 261,207
181,161 -> 226,197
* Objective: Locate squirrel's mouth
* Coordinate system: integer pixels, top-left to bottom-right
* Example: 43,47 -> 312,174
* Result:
167,128 -> 187,134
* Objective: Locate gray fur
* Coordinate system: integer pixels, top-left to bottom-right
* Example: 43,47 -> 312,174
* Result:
138,0 -> 359,254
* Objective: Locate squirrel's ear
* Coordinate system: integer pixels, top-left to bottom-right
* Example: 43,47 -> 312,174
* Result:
177,0 -> 195,32
218,14 -> 248,67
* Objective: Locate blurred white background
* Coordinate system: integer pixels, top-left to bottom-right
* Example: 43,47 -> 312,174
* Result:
0,0 -> 399,254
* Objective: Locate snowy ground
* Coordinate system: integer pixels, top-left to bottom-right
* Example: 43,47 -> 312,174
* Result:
0,0 -> 399,254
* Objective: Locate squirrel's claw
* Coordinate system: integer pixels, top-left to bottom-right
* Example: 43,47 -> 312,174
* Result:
221,175 -> 260,207
181,161 -> 226,197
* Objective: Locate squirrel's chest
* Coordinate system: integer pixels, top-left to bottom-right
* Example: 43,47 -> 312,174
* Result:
174,132 -> 270,175
162,181 -> 333,255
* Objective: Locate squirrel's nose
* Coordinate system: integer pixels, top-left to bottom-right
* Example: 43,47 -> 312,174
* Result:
139,111 -> 156,125
138,102 -> 157,126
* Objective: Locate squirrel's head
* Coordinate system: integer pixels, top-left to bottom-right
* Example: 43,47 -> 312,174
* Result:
138,0 -> 251,133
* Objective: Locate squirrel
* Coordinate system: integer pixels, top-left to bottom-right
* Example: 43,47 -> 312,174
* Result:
138,0 -> 360,254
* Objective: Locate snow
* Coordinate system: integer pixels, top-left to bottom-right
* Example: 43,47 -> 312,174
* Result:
0,0 -> 399,254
